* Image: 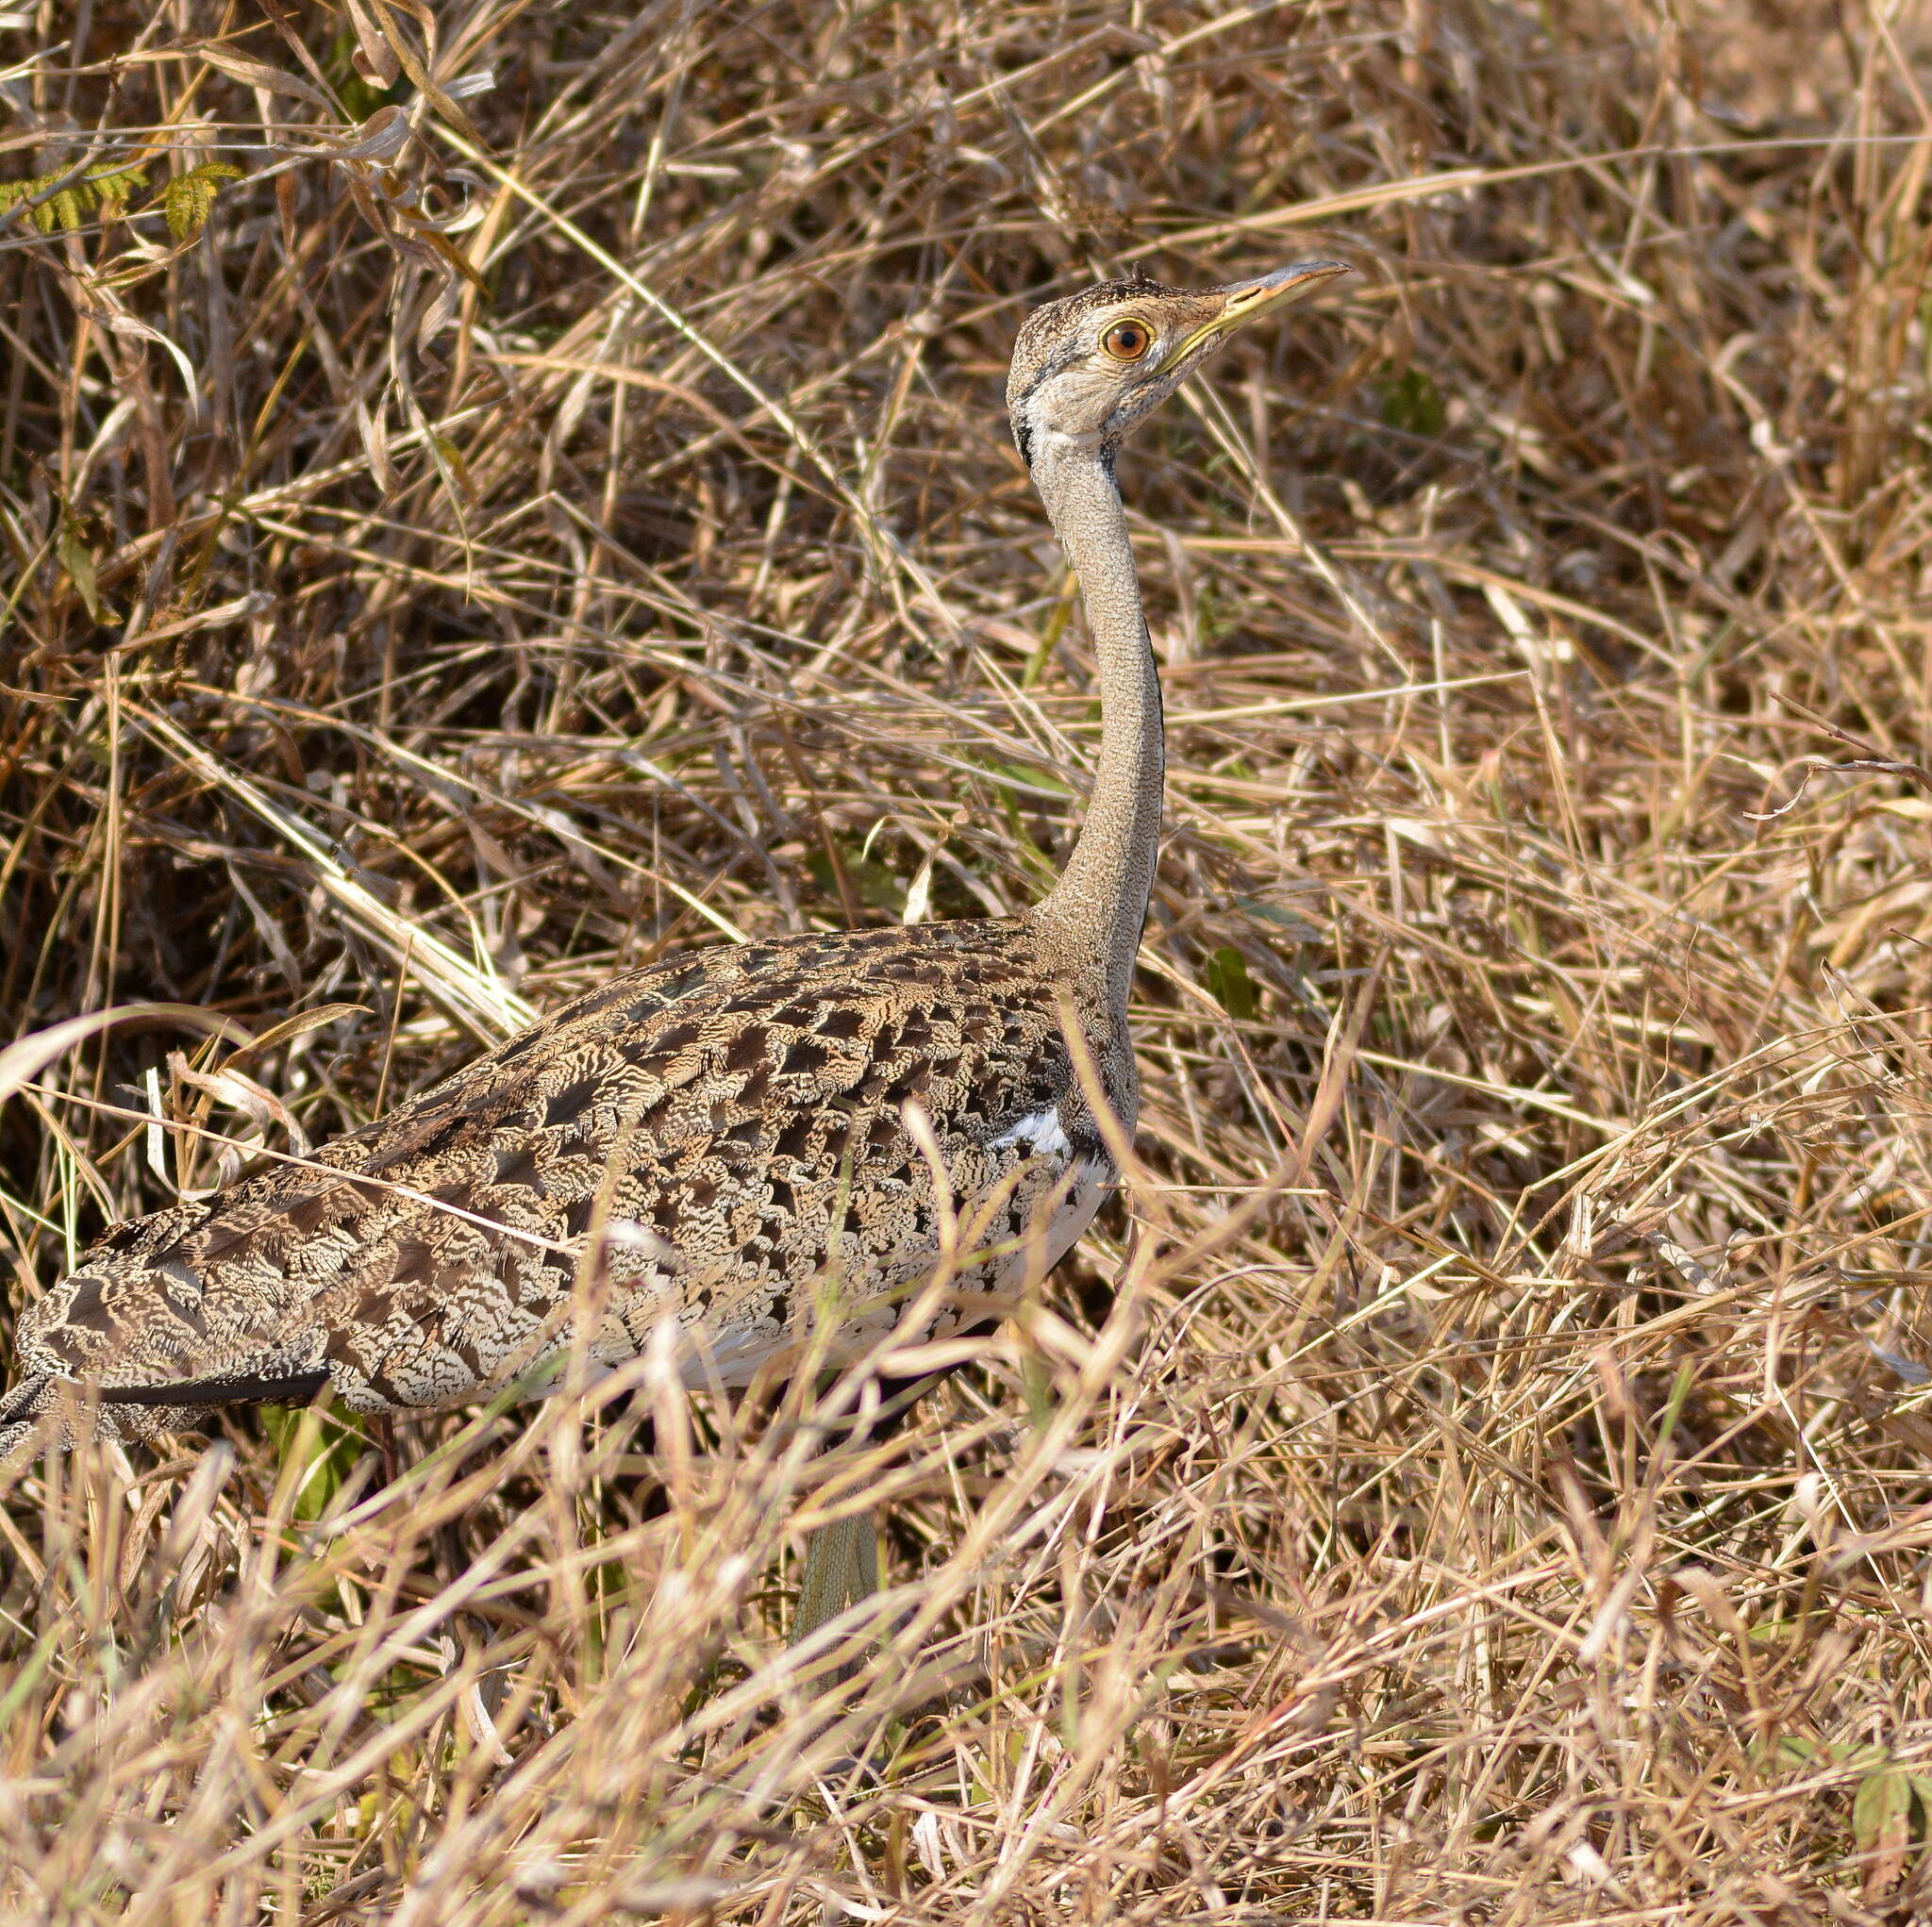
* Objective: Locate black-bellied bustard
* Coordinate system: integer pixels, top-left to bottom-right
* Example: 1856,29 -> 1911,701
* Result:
1,261 -> 1350,1628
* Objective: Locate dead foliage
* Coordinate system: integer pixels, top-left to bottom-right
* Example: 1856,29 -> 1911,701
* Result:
5,0 -> 1932,1919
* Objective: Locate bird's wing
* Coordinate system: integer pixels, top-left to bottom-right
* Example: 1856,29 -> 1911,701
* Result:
5,919 -> 1115,1437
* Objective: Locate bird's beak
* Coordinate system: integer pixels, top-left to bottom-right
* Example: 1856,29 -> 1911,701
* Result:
1157,259 -> 1352,374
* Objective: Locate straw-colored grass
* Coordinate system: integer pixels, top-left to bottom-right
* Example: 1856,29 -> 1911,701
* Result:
5,0 -> 1932,1919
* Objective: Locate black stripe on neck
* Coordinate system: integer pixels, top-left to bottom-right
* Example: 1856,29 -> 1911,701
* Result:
1010,341 -> 1085,468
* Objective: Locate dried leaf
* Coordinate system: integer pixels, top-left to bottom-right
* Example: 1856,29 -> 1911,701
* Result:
197,44 -> 335,108
225,1004 -> 370,1062
166,1051 -> 308,1154
356,397 -> 400,492
80,304 -> 199,394
319,104 -> 411,165
341,0 -> 401,88
0,1005 -> 251,1112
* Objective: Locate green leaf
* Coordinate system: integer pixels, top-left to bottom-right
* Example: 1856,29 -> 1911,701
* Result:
265,1399 -> 367,1522
1853,1764 -> 1916,1853
965,756 -> 1075,800
1206,944 -> 1258,1022
430,435 -> 476,503
1377,365 -> 1446,439
158,162 -> 244,242
57,524 -> 100,621
806,840 -> 906,915
1236,896 -> 1324,943
0,161 -> 148,235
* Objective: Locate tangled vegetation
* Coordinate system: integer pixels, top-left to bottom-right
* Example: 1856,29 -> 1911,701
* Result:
5,0 -> 1932,1919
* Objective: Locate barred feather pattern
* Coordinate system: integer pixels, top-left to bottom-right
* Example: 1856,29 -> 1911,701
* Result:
0,917 -> 1126,1455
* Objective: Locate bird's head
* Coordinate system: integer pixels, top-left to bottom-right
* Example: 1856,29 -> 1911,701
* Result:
1006,261 -> 1351,473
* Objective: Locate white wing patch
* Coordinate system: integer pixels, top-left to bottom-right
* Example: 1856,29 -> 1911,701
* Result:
991,1105 -> 1073,1160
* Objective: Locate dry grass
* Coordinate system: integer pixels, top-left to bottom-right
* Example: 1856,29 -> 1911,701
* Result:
4,0 -> 1932,1919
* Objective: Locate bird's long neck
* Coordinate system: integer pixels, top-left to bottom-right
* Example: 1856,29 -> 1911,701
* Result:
1028,436 -> 1162,1015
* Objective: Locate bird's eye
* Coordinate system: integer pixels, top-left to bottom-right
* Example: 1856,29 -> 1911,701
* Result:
1101,319 -> 1153,363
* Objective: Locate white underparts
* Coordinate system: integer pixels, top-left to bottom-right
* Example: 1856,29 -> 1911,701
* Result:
991,1105 -> 1074,1160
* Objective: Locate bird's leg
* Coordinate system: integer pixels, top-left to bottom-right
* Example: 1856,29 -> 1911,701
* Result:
791,1359 -> 882,1672
373,1413 -> 400,1488
792,1506 -> 879,1656
788,1355 -> 964,1666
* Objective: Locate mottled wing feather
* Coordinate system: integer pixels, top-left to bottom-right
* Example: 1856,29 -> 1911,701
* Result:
5,918 -> 1120,1442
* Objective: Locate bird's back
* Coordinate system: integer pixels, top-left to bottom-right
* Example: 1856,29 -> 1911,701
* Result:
1,915 -> 1124,1450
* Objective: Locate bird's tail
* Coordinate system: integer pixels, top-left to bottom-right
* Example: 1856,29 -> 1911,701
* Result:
0,1372 -> 144,1458
0,1375 -> 215,1459
0,1371 -> 60,1460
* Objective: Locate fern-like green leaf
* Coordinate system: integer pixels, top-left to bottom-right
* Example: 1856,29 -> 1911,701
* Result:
158,161 -> 244,242
0,162 -> 148,235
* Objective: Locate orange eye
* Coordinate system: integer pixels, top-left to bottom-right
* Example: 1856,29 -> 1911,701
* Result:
1101,319 -> 1153,362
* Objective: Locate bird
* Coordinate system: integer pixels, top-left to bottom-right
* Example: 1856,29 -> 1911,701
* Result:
0,261 -> 1350,1612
